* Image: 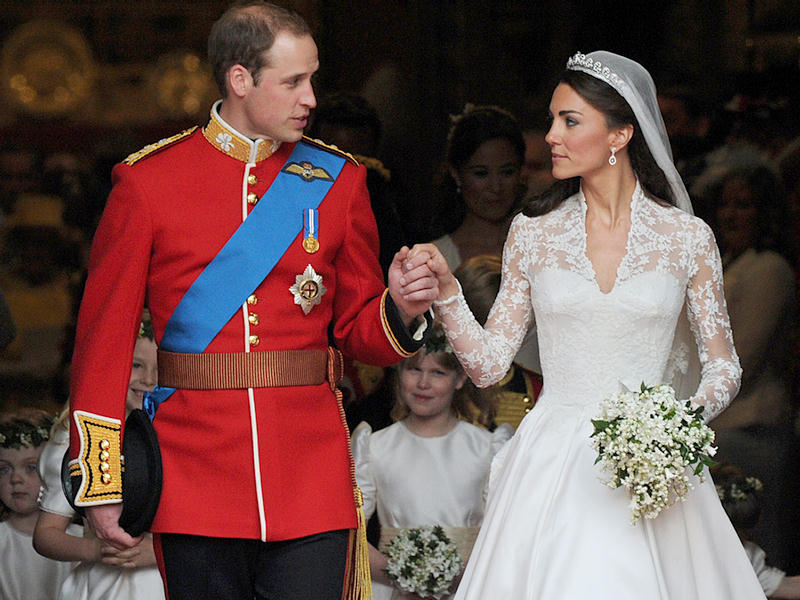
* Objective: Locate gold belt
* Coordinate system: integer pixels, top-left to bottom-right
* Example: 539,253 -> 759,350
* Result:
157,347 -> 343,390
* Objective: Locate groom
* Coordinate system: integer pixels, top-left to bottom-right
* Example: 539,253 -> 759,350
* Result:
66,3 -> 437,599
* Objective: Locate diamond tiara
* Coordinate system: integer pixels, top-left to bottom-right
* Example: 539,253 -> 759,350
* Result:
566,52 -> 630,96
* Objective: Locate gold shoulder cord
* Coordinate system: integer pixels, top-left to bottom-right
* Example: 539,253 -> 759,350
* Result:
123,127 -> 198,166
302,135 -> 359,166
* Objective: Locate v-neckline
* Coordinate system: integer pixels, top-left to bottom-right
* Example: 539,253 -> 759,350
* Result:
579,184 -> 640,295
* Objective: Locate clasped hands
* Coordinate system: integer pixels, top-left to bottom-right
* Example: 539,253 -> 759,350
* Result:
387,243 -> 459,323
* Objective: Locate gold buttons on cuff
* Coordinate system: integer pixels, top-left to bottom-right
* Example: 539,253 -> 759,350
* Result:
248,313 -> 259,326
248,174 -> 258,185
247,193 -> 258,205
247,294 -> 258,305
98,439 -> 112,484
249,335 -> 260,347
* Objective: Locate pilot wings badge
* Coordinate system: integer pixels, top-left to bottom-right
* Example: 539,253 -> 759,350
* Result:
289,264 -> 327,314
283,161 -> 333,182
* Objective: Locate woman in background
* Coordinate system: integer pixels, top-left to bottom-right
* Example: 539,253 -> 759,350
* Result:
431,105 -> 526,270
709,165 -> 800,571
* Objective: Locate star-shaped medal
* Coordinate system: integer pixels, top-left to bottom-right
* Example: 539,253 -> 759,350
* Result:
289,264 -> 327,315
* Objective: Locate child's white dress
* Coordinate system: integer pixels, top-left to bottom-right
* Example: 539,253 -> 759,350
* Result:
352,419 -> 512,600
0,519 -> 77,600
744,540 -> 786,597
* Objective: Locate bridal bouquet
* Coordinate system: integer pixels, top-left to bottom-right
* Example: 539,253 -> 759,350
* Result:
384,525 -> 462,599
590,383 -> 717,524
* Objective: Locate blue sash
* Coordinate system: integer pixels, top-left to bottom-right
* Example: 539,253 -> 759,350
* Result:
143,141 -> 346,418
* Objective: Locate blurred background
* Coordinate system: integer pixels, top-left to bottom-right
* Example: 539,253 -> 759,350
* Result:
1,0 -> 799,221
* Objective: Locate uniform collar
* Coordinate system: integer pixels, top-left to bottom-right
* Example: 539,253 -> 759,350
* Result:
202,100 -> 281,163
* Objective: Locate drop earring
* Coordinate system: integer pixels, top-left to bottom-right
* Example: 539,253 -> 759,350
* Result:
608,147 -> 617,166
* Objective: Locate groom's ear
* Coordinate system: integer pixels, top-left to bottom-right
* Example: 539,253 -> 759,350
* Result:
610,123 -> 634,152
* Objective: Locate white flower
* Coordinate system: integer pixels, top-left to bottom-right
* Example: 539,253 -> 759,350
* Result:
590,383 -> 716,524
215,132 -> 233,152
384,526 -> 462,598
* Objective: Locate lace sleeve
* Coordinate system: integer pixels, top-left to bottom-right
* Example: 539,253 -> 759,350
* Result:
434,216 -> 533,387
685,222 -> 742,421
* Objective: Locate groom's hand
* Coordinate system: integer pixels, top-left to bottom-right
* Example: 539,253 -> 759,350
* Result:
388,246 -> 438,323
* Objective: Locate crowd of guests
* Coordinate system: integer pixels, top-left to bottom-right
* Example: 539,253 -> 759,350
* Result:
1,71 -> 799,598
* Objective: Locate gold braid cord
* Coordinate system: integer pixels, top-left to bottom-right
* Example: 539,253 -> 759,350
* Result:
332,358 -> 372,600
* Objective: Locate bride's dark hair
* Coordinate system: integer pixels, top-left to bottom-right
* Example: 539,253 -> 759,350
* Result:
523,70 -> 676,217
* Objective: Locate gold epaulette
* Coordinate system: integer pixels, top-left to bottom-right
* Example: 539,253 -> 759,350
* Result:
302,136 -> 359,165
123,127 -> 198,166
72,410 -> 123,505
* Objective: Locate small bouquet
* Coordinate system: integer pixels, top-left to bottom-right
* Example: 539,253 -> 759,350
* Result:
384,525 -> 462,599
590,383 -> 717,524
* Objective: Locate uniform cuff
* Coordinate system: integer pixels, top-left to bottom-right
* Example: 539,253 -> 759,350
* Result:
72,411 -> 123,505
380,290 -> 433,357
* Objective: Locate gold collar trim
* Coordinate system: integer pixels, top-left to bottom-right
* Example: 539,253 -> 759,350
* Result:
202,100 -> 280,163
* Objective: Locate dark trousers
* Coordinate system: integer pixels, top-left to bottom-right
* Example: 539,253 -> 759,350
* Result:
155,529 -> 349,600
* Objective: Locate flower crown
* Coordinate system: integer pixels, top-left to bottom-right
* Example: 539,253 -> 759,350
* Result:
715,477 -> 763,503
0,417 -> 53,449
566,52 -> 630,96
423,327 -> 453,355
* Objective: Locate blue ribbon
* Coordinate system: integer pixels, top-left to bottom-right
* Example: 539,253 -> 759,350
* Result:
143,141 -> 346,419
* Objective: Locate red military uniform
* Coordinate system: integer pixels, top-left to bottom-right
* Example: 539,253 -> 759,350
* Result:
69,104 -> 424,542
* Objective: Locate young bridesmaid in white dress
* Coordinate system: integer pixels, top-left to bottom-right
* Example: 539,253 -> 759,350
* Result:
352,326 -> 512,599
405,51 -> 766,599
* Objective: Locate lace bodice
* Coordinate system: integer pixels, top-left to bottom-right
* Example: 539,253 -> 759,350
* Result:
435,184 -> 741,421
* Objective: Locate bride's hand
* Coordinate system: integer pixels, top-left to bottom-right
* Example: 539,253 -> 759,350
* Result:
406,243 -> 458,301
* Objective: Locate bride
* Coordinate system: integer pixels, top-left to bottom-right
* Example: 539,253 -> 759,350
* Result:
401,51 -> 765,599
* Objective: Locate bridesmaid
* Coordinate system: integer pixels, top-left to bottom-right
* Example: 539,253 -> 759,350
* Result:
351,325 -> 511,599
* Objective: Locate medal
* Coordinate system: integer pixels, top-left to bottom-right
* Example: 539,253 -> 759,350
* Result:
302,208 -> 319,254
289,264 -> 327,314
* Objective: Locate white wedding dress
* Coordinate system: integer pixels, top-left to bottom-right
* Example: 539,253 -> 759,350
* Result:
437,184 -> 766,599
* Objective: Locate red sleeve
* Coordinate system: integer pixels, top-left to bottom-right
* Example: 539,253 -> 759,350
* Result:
330,164 -> 425,364
68,164 -> 152,503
